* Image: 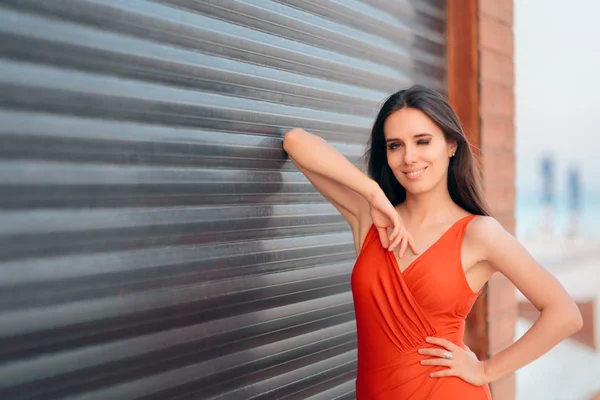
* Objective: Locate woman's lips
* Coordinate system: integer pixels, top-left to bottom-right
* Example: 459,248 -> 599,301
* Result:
403,166 -> 427,180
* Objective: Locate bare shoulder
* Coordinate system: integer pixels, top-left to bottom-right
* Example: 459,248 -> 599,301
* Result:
466,215 -> 507,238
464,215 -> 517,265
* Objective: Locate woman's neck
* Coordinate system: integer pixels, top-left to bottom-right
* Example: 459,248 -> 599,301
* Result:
399,187 -> 463,226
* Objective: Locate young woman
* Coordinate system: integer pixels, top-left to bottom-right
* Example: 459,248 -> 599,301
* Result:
282,85 -> 583,399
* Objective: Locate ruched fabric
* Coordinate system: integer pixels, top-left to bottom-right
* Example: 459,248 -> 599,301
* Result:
351,215 -> 492,399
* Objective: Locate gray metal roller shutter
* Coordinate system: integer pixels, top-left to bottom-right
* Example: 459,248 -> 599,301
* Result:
0,0 -> 446,399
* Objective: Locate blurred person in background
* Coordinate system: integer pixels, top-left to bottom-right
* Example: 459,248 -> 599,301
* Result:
567,165 -> 582,238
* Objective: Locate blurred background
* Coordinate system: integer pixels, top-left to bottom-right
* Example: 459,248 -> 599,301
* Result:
514,1 -> 600,399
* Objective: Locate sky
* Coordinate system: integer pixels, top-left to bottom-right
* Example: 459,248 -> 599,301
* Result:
515,0 -> 600,194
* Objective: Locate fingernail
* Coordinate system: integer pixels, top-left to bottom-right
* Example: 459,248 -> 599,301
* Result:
420,360 -> 425,364
418,349 -> 423,354
426,337 -> 431,342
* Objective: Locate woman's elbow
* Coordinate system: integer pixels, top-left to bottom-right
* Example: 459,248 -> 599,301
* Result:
568,306 -> 584,333
283,128 -> 306,152
544,300 -> 584,335
559,301 -> 584,334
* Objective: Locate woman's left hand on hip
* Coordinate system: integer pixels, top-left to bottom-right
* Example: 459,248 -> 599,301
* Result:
419,336 -> 489,386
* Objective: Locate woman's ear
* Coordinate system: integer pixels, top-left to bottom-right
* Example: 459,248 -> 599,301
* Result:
448,141 -> 458,157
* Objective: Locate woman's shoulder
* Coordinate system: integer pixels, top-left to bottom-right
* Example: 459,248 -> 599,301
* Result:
467,214 -> 503,229
460,215 -> 513,268
464,215 -> 511,247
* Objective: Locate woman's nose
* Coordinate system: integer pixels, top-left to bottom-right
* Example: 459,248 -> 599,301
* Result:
403,146 -> 416,164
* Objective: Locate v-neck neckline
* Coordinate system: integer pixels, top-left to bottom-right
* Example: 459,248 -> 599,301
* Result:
390,215 -> 473,277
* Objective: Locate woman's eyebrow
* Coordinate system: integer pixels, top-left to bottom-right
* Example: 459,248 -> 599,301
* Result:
385,133 -> 432,143
413,133 -> 433,138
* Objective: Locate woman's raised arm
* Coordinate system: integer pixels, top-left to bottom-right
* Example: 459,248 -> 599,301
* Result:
283,128 -> 417,256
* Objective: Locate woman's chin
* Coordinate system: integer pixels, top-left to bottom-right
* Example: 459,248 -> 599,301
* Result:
401,181 -> 433,195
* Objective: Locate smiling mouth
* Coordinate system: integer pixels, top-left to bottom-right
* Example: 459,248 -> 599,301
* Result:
403,166 -> 427,179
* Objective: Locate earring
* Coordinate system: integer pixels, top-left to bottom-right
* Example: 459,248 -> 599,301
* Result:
451,152 -> 456,157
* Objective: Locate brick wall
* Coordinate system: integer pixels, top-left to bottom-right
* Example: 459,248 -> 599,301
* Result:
479,0 -> 517,398
448,0 -> 517,398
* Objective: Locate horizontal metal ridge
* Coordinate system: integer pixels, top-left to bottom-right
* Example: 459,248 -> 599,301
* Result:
0,161 -> 316,185
63,350 -> 357,400
163,0 -> 444,78
0,61 -> 372,136
304,379 -> 356,400
0,296 -> 355,382
1,253 -> 355,306
0,111 -> 367,167
276,0 -> 444,44
0,203 -> 351,260
0,204 -> 342,235
0,320 -> 357,399
0,161 -> 350,208
1,1 -> 424,92
0,290 -> 354,361
0,230 -> 355,307
0,9 -> 388,116
0,160 -> 355,207
364,0 -> 445,29
202,348 -> 357,400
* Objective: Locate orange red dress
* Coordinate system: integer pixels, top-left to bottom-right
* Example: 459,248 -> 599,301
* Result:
351,215 -> 492,399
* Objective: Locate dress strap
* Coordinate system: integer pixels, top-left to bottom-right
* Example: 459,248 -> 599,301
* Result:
457,214 -> 480,240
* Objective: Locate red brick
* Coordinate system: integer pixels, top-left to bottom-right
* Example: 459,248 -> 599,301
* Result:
493,213 -> 515,234
481,50 -> 514,86
488,308 -> 518,354
480,0 -> 514,26
485,184 -> 515,216
480,14 -> 514,57
481,81 -> 514,118
482,151 -> 515,187
465,297 -> 490,360
476,3 -> 516,399
487,274 -> 516,315
481,115 -> 515,151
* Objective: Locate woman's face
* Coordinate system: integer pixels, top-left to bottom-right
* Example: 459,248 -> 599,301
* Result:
383,107 -> 456,195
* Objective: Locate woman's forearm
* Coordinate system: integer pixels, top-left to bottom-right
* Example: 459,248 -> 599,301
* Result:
483,305 -> 583,383
283,128 -> 380,201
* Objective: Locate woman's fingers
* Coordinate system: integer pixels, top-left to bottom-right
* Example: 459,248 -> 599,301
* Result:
376,227 -> 390,249
420,358 -> 452,367
419,348 -> 450,358
388,228 -> 397,248
407,233 -> 420,255
398,235 -> 409,258
430,369 -> 457,378
389,216 -> 401,244
389,227 -> 404,252
426,337 -> 460,351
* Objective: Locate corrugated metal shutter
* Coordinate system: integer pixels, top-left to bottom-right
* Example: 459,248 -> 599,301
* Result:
0,1 -> 446,398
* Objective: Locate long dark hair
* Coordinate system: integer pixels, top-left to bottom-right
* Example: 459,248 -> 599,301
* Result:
366,85 -> 490,216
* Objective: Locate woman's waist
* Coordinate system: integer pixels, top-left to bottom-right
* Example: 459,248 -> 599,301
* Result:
357,335 -> 467,374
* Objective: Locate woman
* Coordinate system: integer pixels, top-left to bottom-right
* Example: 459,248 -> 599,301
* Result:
282,85 -> 583,399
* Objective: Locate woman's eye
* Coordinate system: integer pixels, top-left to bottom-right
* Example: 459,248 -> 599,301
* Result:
417,140 -> 431,145
388,143 -> 402,150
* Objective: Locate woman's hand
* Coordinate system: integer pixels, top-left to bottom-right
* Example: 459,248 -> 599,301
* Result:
419,337 -> 489,386
368,190 -> 418,258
